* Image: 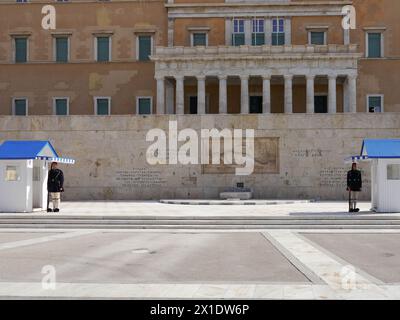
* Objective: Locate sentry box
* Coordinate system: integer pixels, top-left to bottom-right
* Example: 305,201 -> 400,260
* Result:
346,139 -> 400,213
0,140 -> 75,213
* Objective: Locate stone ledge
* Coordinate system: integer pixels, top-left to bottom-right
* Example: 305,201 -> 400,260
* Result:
159,199 -> 313,205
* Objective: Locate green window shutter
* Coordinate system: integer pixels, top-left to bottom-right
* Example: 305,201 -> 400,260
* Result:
252,33 -> 265,46
368,33 -> 381,58
55,99 -> 68,115
56,37 -> 68,62
15,38 -> 27,63
311,32 -> 325,45
232,33 -> 245,46
272,33 -> 285,46
97,99 -> 109,115
368,96 -> 382,112
138,98 -> 151,114
14,99 -> 27,115
193,33 -> 207,46
138,36 -> 151,61
97,37 -> 110,62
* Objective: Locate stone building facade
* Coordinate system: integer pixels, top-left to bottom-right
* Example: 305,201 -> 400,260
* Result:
0,0 -> 399,200
0,0 -> 399,116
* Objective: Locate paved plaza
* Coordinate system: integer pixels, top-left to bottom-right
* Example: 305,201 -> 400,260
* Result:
2,200 -> 386,217
0,201 -> 399,299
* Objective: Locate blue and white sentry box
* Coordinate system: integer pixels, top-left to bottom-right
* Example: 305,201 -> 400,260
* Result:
346,139 -> 400,213
0,140 -> 75,213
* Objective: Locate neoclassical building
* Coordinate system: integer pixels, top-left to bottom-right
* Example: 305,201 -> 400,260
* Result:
0,0 -> 398,116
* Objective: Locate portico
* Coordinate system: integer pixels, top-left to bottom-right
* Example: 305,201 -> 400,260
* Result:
152,45 -> 362,114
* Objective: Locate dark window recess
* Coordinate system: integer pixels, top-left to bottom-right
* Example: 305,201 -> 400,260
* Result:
250,96 -> 263,114
14,99 -> 27,116
189,96 -> 198,114
314,96 -> 328,113
368,33 -> 381,58
56,37 -> 68,62
97,37 -> 110,62
138,36 -> 152,61
193,33 -> 207,46
15,38 -> 27,63
96,99 -> 109,115
55,99 -> 68,115
310,32 -> 325,45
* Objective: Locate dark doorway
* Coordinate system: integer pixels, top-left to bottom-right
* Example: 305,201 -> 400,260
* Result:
189,96 -> 198,114
250,96 -> 263,113
314,95 -> 328,113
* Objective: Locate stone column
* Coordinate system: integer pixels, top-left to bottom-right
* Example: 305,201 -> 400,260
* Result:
328,75 -> 337,114
284,75 -> 293,114
219,75 -> 227,114
306,75 -> 315,114
240,75 -> 249,114
156,76 -> 165,114
348,75 -> 357,113
175,76 -> 184,115
262,75 -> 271,114
197,75 -> 206,114
244,19 -> 252,45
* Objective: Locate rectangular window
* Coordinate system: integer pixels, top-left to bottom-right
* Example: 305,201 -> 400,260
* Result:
16,0 -> 28,3
5,166 -> 19,181
368,95 -> 383,113
15,38 -> 27,63
96,36 -> 110,62
54,98 -> 69,115
192,33 -> 207,46
272,18 -> 285,46
387,164 -> 400,180
138,35 -> 152,61
55,37 -> 69,62
367,33 -> 382,58
252,19 -> 265,46
95,98 -> 110,115
137,97 -> 152,115
232,19 -> 245,46
310,31 -> 326,45
13,99 -> 27,116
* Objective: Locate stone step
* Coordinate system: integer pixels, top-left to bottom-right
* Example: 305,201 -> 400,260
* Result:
0,223 -> 400,229
0,215 -> 398,221
0,219 -> 400,225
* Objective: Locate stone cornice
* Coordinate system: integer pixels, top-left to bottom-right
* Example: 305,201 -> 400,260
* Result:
166,1 -> 353,18
153,44 -> 361,61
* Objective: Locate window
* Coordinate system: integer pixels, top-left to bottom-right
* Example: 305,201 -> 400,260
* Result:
272,18 -> 285,46
387,164 -> 400,180
232,19 -> 245,46
367,32 -> 382,58
53,98 -> 69,115
95,97 -> 111,115
137,97 -> 152,115
96,36 -> 110,62
137,35 -> 152,61
5,166 -> 19,182
16,0 -> 28,2
367,95 -> 383,113
13,98 -> 27,116
310,31 -> 326,45
55,37 -> 69,62
192,33 -> 207,47
252,19 -> 265,46
14,37 -> 28,63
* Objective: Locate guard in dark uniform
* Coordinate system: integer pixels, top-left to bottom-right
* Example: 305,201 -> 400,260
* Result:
347,162 -> 362,213
47,162 -> 64,212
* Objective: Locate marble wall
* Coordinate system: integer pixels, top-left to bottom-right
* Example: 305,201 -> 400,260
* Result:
1,114 -> 399,200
